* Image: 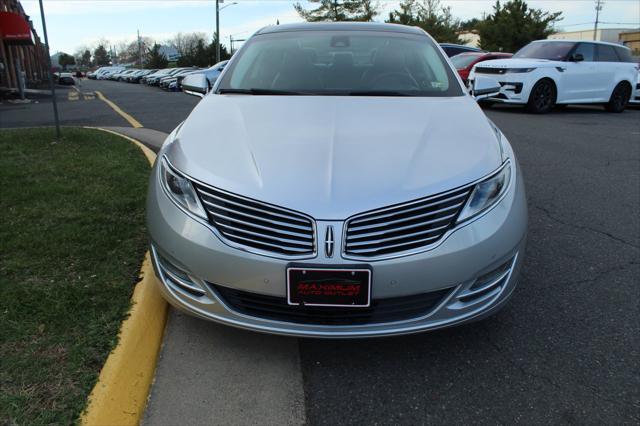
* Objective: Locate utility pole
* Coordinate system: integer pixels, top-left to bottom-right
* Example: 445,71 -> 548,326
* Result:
38,0 -> 61,138
593,0 -> 604,41
215,0 -> 221,64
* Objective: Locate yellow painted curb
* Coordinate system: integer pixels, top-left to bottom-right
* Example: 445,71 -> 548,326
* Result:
95,91 -> 145,128
80,128 -> 167,426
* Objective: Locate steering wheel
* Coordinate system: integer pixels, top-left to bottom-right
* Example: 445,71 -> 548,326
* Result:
370,72 -> 420,91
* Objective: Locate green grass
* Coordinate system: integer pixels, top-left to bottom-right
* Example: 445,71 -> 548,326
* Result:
0,128 -> 151,425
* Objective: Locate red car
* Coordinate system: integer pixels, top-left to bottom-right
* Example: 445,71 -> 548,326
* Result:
451,52 -> 513,84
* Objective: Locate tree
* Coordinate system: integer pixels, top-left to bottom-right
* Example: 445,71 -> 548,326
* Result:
81,49 -> 92,67
460,18 -> 481,31
478,0 -> 562,52
93,45 -> 110,66
146,43 -> 168,69
387,0 -> 461,43
169,32 -> 207,59
294,0 -> 379,22
58,53 -> 76,70
74,47 -> 93,68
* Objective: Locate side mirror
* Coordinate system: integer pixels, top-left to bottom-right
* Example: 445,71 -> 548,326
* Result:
181,73 -> 208,98
570,53 -> 584,62
472,76 -> 501,101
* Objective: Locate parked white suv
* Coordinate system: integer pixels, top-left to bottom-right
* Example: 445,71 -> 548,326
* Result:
469,40 -> 637,113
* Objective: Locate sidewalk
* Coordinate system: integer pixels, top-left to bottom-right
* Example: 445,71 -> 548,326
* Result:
143,312 -> 306,426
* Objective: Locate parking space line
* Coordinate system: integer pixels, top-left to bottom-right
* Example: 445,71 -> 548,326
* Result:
95,90 -> 144,128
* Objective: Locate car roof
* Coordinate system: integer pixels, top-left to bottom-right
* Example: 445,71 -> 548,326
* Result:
536,39 -> 631,49
256,22 -> 425,36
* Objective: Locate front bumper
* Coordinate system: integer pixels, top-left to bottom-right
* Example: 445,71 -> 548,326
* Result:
470,74 -> 532,104
147,161 -> 528,338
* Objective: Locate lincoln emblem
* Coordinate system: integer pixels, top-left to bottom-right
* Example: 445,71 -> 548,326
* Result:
325,225 -> 335,258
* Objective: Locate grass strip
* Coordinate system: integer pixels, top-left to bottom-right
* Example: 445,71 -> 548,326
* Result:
0,127 -> 150,425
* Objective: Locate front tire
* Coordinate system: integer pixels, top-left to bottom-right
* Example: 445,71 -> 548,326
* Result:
526,79 -> 556,114
604,82 -> 631,113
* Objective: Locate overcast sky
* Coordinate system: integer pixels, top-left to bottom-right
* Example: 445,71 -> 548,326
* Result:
20,0 -> 640,54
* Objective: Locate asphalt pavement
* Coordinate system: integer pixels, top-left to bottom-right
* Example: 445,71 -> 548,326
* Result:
2,80 -> 638,424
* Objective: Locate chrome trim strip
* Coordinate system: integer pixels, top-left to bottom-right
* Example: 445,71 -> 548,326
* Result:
347,212 -> 457,240
202,210 -> 314,243
215,222 -> 314,247
204,207 -> 313,238
203,200 -> 313,232
348,191 -> 469,225
346,233 -> 442,255
458,269 -> 510,299
223,233 -> 313,254
161,156 -> 317,260
348,202 -> 465,231
346,223 -> 450,248
342,160 -> 513,261
196,186 -> 310,225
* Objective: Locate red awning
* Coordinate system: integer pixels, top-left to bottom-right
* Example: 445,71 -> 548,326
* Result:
0,12 -> 33,45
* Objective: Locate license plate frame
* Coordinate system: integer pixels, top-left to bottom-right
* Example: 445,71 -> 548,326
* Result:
286,267 -> 372,308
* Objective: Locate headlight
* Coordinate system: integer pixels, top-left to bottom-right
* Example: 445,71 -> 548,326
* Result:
505,68 -> 535,73
457,162 -> 512,223
159,157 -> 207,219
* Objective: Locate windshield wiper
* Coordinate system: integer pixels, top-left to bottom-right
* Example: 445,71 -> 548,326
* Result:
347,90 -> 417,97
217,88 -> 307,95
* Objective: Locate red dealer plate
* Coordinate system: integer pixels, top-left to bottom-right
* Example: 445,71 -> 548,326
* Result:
287,267 -> 371,307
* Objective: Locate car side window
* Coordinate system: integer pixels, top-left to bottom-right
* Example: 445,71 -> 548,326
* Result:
596,45 -> 619,62
574,43 -> 595,61
614,46 -> 634,62
444,47 -> 461,57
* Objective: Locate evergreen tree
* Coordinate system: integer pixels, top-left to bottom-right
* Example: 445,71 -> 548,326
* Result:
387,0 -> 461,43
146,44 -> 168,69
478,0 -> 562,52
93,45 -> 110,66
81,49 -> 92,67
294,0 -> 379,22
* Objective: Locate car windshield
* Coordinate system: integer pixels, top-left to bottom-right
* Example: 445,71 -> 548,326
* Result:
450,53 -> 482,69
514,42 -> 575,60
217,30 -> 462,96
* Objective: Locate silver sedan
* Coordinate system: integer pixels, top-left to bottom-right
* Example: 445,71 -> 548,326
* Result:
147,22 -> 527,338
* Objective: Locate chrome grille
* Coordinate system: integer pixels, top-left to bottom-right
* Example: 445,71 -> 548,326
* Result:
194,184 -> 315,257
344,186 -> 472,258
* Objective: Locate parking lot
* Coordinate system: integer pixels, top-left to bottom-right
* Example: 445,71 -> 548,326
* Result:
2,79 -> 639,424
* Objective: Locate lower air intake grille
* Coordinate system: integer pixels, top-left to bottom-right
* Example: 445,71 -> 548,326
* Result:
194,183 -> 315,257
344,186 -> 472,258
210,284 -> 453,325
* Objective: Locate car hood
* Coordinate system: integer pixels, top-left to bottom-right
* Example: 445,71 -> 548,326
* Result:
475,58 -> 563,68
166,95 -> 503,220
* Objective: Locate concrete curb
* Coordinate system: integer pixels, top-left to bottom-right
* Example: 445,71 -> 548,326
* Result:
80,127 -> 167,426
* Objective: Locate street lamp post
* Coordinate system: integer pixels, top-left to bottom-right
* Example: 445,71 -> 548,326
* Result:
38,0 -> 61,138
215,1 -> 238,63
215,0 -> 220,63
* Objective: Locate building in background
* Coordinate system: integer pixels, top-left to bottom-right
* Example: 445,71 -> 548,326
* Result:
158,45 -> 180,62
619,31 -> 640,55
0,0 -> 49,91
548,28 -> 637,44
458,31 -> 481,48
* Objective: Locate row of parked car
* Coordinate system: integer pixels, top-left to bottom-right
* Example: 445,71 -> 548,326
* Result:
84,39 -> 638,114
86,62 -> 228,92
